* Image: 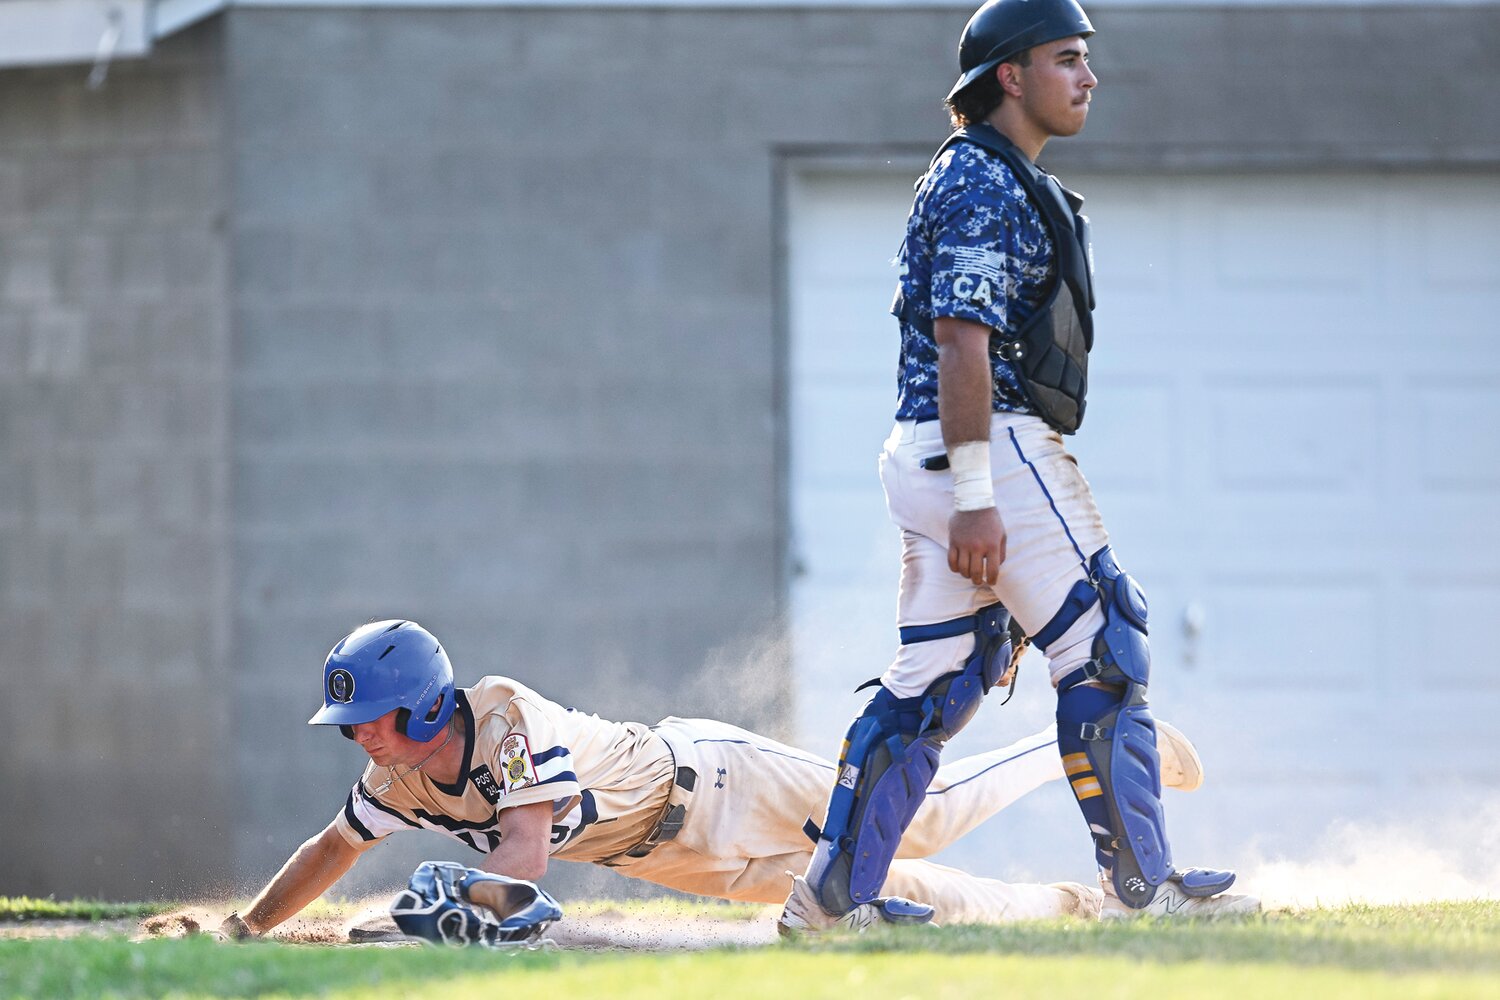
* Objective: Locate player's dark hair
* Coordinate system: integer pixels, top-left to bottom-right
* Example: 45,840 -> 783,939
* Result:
945,49 -> 1032,128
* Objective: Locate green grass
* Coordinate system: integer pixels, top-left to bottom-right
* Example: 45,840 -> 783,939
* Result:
797,900 -> 1500,971
0,898 -> 171,923
2,901 -> 1498,1000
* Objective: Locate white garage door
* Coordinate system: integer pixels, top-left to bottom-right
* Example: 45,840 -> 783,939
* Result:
785,167 -> 1500,886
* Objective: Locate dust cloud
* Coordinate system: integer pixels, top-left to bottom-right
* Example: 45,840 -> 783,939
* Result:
680,623 -> 796,740
138,896 -> 400,945
1243,801 -> 1500,908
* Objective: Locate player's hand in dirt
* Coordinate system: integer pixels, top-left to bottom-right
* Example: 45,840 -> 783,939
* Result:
948,507 -> 1005,585
216,912 -> 256,941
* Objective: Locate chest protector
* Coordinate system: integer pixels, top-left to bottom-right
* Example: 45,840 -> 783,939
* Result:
894,123 -> 1097,434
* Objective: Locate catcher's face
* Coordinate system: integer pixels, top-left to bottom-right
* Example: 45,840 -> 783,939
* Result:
349,710 -> 429,768
1010,36 -> 1096,138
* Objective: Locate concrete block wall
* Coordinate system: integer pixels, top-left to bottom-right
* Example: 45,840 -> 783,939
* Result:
220,8 -> 799,891
0,24 -> 233,898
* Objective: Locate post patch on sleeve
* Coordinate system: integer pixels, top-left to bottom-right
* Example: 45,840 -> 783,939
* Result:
499,733 -> 535,793
469,765 -> 502,805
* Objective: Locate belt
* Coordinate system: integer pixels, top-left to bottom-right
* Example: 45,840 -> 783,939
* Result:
623,765 -> 697,859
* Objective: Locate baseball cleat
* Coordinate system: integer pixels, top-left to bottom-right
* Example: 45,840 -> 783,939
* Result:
1155,719 -> 1204,792
1099,871 -> 1260,919
777,875 -> 935,936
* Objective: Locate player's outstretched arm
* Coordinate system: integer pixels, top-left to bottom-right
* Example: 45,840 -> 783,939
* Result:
223,819 -> 368,938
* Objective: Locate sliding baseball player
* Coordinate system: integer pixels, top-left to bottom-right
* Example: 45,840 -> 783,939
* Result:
222,620 -> 1205,937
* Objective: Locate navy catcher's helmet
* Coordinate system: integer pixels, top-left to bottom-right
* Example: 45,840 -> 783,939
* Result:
947,0 -> 1095,100
309,620 -> 456,742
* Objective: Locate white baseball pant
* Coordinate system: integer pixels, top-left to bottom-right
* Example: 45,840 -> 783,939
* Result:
601,717 -> 1087,923
879,412 -> 1114,695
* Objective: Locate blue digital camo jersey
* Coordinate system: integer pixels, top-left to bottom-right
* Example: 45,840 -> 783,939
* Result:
893,142 -> 1055,423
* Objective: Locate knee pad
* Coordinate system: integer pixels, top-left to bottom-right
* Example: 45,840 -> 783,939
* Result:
905,602 -> 1014,741
808,603 -> 1014,914
1053,547 -> 1174,908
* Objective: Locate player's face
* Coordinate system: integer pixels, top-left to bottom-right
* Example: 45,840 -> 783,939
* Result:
349,709 -> 430,768
1017,36 -> 1096,137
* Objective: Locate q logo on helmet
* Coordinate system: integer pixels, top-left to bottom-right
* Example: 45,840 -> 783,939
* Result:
328,668 -> 356,704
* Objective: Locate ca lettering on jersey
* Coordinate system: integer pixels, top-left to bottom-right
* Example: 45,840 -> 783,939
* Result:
951,275 -> 996,308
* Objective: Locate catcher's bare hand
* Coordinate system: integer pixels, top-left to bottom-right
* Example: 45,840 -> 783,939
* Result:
948,507 -> 1005,585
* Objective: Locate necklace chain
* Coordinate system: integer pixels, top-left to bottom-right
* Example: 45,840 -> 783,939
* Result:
369,718 -> 457,796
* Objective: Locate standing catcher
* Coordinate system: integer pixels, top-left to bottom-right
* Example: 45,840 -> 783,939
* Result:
780,0 -> 1259,931
221,619 -> 1208,938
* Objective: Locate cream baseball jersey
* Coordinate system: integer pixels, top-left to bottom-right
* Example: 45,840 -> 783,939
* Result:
331,677 -> 674,862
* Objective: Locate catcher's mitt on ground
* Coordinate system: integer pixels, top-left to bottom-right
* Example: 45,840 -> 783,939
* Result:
390,861 -> 563,948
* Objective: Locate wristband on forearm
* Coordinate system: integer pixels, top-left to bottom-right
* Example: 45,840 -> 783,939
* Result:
948,441 -> 994,512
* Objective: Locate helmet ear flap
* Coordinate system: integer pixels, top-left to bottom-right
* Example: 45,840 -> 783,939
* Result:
393,691 -> 447,739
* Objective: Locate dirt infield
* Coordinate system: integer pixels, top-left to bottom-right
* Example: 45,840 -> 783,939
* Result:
0,901 -> 780,951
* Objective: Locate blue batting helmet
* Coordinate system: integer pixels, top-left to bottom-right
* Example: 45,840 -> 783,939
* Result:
947,0 -> 1095,100
309,620 -> 456,742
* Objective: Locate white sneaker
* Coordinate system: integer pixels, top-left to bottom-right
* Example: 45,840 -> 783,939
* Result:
1099,872 -> 1260,919
1156,719 -> 1204,792
777,875 -> 935,936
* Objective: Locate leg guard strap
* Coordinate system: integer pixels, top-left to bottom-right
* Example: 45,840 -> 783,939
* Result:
1032,577 -> 1099,650
899,612 -> 982,645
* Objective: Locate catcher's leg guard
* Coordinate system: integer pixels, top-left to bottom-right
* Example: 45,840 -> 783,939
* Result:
807,602 -> 1014,915
1048,547 -> 1234,909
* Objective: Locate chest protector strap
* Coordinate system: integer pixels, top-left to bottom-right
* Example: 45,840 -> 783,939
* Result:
894,123 -> 1096,434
